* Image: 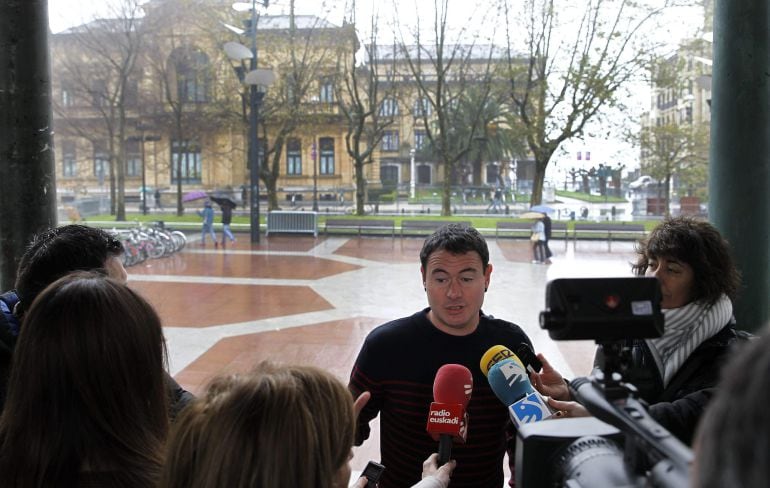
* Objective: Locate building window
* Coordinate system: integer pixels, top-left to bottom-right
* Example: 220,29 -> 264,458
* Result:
61,84 -> 74,107
62,141 -> 77,177
379,97 -> 399,117
93,144 -> 109,182
486,163 -> 500,184
171,140 -> 202,184
124,79 -> 138,107
415,130 -> 427,150
286,138 -> 302,175
381,130 -> 399,152
319,137 -> 335,175
380,165 -> 399,186
91,79 -> 107,108
172,48 -> 209,103
319,78 -> 334,103
413,97 -> 432,117
125,140 -> 141,177
417,164 -> 431,184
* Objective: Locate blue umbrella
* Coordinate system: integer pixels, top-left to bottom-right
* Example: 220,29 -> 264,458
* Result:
530,204 -> 555,214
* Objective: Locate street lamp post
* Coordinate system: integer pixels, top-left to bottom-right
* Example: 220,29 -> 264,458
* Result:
133,124 -> 161,215
226,0 -> 274,243
410,148 -> 416,199
312,141 -> 318,211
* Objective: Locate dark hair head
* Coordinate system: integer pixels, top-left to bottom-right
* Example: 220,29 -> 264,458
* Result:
14,225 -> 123,315
631,217 -> 740,305
0,272 -> 169,486
420,224 -> 489,270
694,330 -> 770,487
160,362 -> 355,488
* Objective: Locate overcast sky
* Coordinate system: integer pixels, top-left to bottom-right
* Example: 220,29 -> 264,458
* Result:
47,0 -> 704,175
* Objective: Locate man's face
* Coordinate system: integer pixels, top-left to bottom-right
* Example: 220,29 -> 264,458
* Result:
104,255 -> 128,284
421,249 -> 492,336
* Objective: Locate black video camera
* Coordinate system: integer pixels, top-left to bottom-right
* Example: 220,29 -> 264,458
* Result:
515,277 -> 691,488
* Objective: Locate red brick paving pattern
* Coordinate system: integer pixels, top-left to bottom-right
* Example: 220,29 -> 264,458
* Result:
130,253 -> 361,279
334,237 -> 426,263
129,282 -> 334,327
173,316 -> 382,395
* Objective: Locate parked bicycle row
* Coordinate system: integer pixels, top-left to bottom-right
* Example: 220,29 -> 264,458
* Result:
110,222 -> 187,267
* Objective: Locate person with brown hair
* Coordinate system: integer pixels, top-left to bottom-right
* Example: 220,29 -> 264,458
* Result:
160,362 -> 454,488
0,224 -> 193,417
349,224 -> 532,487
0,272 -> 170,487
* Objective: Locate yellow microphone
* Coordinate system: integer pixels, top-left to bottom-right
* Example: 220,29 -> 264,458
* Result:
480,345 -> 524,377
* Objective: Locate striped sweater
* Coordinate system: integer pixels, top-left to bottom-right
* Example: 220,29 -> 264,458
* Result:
349,309 -> 532,488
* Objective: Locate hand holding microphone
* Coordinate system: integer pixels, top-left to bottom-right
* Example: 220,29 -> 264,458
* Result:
426,364 -> 473,466
528,352 -> 571,401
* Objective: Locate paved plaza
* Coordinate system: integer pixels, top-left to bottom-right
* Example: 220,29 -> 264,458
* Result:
126,232 -> 638,473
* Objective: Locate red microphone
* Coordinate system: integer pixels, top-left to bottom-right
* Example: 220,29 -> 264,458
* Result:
426,364 -> 473,465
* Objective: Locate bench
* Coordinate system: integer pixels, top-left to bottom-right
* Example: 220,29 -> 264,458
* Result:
266,211 -> 318,237
495,221 -> 569,250
573,223 -> 646,251
400,220 -> 472,237
324,218 -> 395,237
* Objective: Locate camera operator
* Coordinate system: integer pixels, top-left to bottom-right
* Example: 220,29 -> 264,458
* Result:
532,217 -> 744,445
693,328 -> 769,488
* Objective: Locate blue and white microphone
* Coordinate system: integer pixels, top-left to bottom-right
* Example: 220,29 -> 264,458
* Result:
487,355 -> 552,427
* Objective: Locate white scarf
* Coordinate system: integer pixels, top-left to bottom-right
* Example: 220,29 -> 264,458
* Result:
645,294 -> 733,387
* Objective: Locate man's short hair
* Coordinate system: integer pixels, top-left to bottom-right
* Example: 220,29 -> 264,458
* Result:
14,225 -> 123,314
419,223 -> 489,270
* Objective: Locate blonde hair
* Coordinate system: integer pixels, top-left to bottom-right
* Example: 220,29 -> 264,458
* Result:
160,362 -> 355,488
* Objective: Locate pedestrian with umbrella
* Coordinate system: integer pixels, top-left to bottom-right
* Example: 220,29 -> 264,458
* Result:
197,200 -> 217,247
210,195 -> 237,246
530,205 -> 555,264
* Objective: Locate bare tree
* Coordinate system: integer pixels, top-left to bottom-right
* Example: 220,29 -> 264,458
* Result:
255,6 -> 351,211
636,50 -> 710,215
142,0 -> 238,216
394,0 -> 499,215
52,0 -> 145,220
638,122 -> 708,215
336,16 -> 397,215
501,0 -> 668,206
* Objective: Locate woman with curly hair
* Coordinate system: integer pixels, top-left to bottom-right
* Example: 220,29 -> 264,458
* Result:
533,216 -> 744,444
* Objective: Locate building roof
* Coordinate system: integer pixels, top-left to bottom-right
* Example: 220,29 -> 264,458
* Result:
57,14 -> 338,36
369,43 -> 511,62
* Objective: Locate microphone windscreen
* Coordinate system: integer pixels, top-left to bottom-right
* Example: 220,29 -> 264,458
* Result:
479,345 -> 524,377
487,356 -> 534,405
433,364 -> 473,406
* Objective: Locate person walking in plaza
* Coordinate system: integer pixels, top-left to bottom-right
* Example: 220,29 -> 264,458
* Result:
220,203 -> 236,246
348,223 -> 533,488
198,200 -> 217,247
486,188 -> 503,214
530,217 -> 547,263
531,216 -> 743,445
542,213 -> 553,264
154,189 -> 163,211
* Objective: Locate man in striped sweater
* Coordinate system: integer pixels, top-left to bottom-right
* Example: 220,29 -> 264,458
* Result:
349,224 -> 532,487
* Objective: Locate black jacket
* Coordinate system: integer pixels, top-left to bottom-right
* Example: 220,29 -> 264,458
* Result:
595,323 -> 743,445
